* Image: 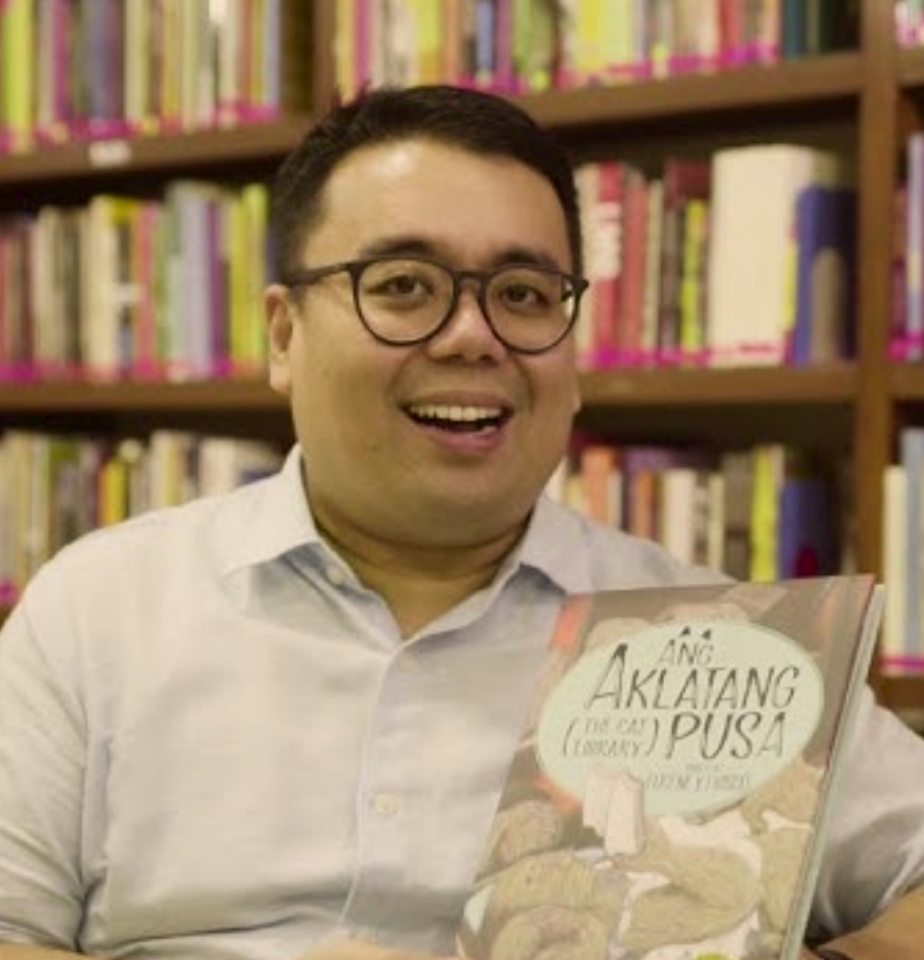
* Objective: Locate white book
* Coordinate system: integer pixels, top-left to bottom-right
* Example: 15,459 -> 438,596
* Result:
881,462 -> 909,675
659,466 -> 698,565
707,144 -> 847,367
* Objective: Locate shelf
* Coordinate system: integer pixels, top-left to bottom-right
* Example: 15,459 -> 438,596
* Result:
520,54 -> 863,131
890,363 -> 924,400
0,365 -> 860,416
0,114 -> 313,186
0,58 -> 864,190
578,363 -> 860,406
0,378 -> 286,412
880,674 -> 924,712
896,46 -> 924,88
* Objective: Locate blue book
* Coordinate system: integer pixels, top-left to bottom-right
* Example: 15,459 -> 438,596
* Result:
904,133 -> 924,360
791,184 -> 857,365
777,475 -> 838,578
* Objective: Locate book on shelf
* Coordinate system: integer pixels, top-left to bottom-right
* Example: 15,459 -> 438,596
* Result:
456,574 -> 883,960
882,461 -> 910,676
707,143 -> 850,368
880,428 -> 924,678
0,429 -> 285,601
657,156 -> 711,365
0,0 -> 312,153
329,0 -> 860,100
576,159 -> 626,369
790,183 -> 858,365
903,132 -> 924,361
0,178 -> 269,383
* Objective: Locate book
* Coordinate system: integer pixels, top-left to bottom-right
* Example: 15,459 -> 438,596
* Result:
905,132 -> 924,361
657,156 -> 711,365
790,183 -> 858,365
881,462 -> 910,676
575,159 -> 625,369
899,427 -> 924,672
457,574 -> 883,960
706,143 -> 847,367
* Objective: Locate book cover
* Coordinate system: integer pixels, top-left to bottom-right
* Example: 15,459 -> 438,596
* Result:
457,575 -> 882,960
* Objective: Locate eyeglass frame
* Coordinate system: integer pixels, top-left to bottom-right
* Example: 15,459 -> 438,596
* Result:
280,254 -> 590,355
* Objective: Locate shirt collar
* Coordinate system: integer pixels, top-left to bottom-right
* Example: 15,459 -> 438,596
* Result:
218,445 -> 322,576
513,494 -> 597,594
217,445 -> 595,594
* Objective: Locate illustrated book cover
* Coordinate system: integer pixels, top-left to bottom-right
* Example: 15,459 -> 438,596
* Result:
457,575 -> 883,960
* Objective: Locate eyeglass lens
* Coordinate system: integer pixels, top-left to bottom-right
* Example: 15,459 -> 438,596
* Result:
355,258 -> 576,350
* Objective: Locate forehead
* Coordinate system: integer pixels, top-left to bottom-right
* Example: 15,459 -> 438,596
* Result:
304,138 -> 571,265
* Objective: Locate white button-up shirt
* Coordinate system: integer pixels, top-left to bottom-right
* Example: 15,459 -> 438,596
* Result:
1,447 -> 923,959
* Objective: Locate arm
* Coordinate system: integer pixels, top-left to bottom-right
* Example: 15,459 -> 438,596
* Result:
805,686 -> 924,960
809,690 -> 924,942
0,593 -> 87,953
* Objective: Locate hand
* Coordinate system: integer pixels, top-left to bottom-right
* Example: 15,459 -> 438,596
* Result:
294,939 -> 457,960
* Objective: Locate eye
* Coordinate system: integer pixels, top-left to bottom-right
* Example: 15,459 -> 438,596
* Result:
493,269 -> 560,314
361,260 -> 443,308
381,273 -> 429,296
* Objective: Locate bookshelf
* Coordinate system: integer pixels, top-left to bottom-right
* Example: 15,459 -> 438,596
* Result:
0,1 -> 921,713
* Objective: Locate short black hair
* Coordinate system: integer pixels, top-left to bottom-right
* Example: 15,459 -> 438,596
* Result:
270,84 -> 582,279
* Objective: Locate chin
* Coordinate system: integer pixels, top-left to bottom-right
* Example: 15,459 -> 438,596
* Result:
415,495 -> 533,542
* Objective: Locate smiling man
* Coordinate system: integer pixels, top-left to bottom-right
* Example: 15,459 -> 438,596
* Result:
1,85 -> 923,960
265,131 -> 583,636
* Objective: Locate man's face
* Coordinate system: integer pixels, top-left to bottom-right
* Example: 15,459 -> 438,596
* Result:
265,138 -> 582,549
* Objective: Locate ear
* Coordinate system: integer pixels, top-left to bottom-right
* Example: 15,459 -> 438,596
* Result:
265,284 -> 296,396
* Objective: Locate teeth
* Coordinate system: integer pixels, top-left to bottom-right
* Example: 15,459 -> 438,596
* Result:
410,403 -> 502,422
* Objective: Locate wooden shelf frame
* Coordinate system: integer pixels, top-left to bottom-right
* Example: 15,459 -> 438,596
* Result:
0,115 -> 313,186
0,365 -> 859,414
522,53 -> 864,131
0,378 -> 285,412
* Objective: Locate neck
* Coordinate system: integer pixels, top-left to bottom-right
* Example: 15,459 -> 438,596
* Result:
315,514 -> 525,638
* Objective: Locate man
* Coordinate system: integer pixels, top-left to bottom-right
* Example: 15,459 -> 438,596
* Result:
0,85 -> 922,960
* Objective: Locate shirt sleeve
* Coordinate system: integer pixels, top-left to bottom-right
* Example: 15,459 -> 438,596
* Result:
0,581 -> 86,949
809,685 -> 924,940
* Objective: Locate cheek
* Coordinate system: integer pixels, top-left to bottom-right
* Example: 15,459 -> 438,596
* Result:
535,351 -> 580,417
289,330 -> 392,435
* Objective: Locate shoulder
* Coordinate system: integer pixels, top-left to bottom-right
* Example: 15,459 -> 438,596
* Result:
528,495 -> 730,594
19,477 -> 271,611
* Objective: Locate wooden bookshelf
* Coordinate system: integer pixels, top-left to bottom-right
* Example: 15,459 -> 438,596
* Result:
0,117 -> 312,187
522,52 -> 863,131
578,363 -> 859,406
1,0 -> 922,712
0,378 -> 285,412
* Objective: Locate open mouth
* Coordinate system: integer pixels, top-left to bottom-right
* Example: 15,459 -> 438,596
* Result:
406,403 -> 511,433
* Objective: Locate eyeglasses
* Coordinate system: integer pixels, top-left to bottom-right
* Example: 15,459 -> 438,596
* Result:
281,255 -> 589,355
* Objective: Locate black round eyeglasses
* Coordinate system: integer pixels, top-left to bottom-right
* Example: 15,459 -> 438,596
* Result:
282,254 -> 589,355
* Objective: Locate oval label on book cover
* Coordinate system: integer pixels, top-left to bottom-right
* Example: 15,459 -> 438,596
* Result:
536,620 -> 824,817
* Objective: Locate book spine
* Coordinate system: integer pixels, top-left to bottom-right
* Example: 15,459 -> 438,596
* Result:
905,133 -> 924,360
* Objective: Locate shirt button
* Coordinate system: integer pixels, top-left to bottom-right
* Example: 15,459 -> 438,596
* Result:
371,793 -> 401,817
325,565 -> 347,586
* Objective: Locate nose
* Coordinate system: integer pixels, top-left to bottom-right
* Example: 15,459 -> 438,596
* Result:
424,278 -> 508,362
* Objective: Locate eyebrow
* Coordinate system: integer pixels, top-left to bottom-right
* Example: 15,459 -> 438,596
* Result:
356,236 -> 567,272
